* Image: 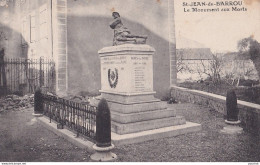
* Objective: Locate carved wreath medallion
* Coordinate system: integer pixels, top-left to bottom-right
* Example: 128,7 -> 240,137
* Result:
108,68 -> 118,88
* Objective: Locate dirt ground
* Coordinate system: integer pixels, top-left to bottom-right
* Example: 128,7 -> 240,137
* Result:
0,103 -> 259,162
0,108 -> 92,162
115,103 -> 260,162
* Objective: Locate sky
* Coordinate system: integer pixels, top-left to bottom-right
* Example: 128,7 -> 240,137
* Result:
68,0 -> 260,53
1,0 -> 260,53
174,0 -> 260,53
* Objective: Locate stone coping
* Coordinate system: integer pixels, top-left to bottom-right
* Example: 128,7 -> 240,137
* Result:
172,86 -> 260,111
37,114 -> 201,147
36,116 -> 95,152
98,44 -> 155,54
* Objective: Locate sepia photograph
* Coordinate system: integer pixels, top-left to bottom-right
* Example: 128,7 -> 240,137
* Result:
0,0 -> 259,163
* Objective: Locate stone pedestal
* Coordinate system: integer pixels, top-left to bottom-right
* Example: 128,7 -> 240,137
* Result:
221,120 -> 243,134
99,44 -> 154,95
91,144 -> 117,162
97,44 -> 186,135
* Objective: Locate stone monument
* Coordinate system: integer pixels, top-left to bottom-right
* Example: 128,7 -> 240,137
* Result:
95,12 -> 201,145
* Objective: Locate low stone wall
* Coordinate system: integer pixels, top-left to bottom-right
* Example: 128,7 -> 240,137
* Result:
171,86 -> 260,135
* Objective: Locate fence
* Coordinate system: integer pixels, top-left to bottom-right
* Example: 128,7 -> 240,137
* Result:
41,93 -> 97,141
0,58 -> 55,97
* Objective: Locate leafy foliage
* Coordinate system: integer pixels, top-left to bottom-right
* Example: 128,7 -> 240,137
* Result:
237,37 -> 260,79
238,36 -> 260,60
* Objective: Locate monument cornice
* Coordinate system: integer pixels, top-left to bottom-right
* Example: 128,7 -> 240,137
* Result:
98,44 -> 155,55
99,51 -> 154,57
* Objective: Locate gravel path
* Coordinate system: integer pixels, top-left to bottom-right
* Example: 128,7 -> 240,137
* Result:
0,103 -> 259,162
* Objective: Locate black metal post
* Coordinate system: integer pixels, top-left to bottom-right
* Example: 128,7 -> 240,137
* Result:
226,89 -> 239,121
96,98 -> 111,147
39,57 -> 43,87
49,104 -> 52,123
221,89 -> 243,134
34,87 -> 44,114
91,98 -> 117,161
0,49 -> 7,96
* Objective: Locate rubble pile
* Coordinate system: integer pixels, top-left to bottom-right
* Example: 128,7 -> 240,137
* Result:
0,92 -> 98,113
62,95 -> 91,105
0,94 -> 34,112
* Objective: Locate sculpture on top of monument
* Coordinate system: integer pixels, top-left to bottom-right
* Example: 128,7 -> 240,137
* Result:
110,12 -> 148,46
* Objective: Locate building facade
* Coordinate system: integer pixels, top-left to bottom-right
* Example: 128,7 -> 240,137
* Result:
0,0 -> 177,98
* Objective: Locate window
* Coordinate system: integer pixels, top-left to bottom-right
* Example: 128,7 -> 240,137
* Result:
39,5 -> 48,39
21,16 -> 28,45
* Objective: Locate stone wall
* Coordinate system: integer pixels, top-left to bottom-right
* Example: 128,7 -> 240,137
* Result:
171,86 -> 260,135
52,0 -> 68,95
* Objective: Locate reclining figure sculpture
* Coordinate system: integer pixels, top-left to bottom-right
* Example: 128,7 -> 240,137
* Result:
110,12 -> 148,46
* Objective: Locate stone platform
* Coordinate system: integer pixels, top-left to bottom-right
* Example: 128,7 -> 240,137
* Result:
37,108 -> 201,147
111,122 -> 201,146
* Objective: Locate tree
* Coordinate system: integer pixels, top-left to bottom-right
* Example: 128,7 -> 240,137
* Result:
237,37 -> 260,79
209,54 -> 223,84
196,54 -> 223,85
176,57 -> 193,73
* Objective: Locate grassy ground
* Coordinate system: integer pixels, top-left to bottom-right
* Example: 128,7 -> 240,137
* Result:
0,104 -> 259,162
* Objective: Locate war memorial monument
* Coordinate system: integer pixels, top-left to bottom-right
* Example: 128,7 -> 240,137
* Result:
95,12 -> 201,145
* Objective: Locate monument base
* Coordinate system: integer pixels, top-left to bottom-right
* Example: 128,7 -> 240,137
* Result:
95,92 -> 187,135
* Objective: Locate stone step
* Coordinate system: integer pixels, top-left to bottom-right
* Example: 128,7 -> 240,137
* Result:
112,122 -> 202,146
111,108 -> 176,124
108,101 -> 168,114
111,116 -> 186,135
99,92 -> 159,104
